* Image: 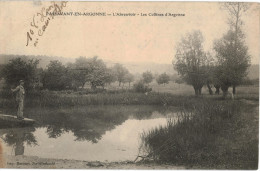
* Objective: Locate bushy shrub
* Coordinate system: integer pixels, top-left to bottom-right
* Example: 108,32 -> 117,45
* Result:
75,88 -> 106,95
133,81 -> 152,93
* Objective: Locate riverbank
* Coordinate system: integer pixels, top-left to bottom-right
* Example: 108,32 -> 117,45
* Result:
0,86 -> 258,110
2,155 -> 186,169
140,99 -> 259,169
0,87 -> 258,169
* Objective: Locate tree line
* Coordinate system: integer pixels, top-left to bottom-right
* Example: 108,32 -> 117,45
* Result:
173,3 -> 251,98
0,56 -> 173,92
0,56 -> 132,91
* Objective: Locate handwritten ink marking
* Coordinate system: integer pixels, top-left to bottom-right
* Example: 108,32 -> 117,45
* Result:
26,1 -> 68,47
30,15 -> 38,28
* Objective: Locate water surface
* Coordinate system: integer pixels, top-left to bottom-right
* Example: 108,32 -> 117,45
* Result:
0,105 -> 178,162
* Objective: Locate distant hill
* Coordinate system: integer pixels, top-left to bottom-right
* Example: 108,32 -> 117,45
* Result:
105,60 -> 176,75
0,54 -> 75,69
0,54 -> 176,75
0,54 -> 258,78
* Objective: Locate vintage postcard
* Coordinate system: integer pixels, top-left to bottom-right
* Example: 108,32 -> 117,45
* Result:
0,1 -> 259,169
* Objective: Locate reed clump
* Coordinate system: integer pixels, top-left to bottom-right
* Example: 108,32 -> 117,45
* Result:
140,100 -> 258,169
0,89 -> 207,108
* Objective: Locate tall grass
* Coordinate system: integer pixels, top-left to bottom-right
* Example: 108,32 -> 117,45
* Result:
140,100 -> 258,169
0,89 -> 213,109
0,84 -> 258,108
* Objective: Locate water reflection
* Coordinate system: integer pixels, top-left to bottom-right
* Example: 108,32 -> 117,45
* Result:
0,105 -> 177,161
0,127 -> 37,156
34,107 -> 130,143
25,105 -> 173,143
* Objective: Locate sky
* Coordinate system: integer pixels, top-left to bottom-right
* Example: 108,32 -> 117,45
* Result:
0,1 -> 259,64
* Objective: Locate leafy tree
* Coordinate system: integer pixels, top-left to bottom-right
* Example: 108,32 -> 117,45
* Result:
156,73 -> 170,86
0,64 -> 5,79
84,57 -> 108,89
213,3 -> 250,97
199,52 -> 221,95
66,63 -> 85,90
42,60 -> 70,90
112,63 -> 129,86
34,68 -> 44,89
69,56 -> 110,90
72,56 -> 92,88
207,66 -> 221,95
175,77 -> 184,84
214,30 -> 250,97
124,73 -> 135,87
203,59 -> 220,95
173,30 -> 213,96
142,71 -> 153,85
2,57 -> 40,90
103,68 -> 117,86
133,80 -> 152,93
222,2 -> 250,36
220,2 -> 251,95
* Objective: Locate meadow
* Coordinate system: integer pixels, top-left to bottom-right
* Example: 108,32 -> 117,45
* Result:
0,81 -> 258,114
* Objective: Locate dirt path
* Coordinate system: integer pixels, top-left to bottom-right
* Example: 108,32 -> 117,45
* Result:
2,155 -> 186,169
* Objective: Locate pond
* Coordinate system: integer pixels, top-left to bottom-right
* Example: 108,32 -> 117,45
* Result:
0,105 -> 178,162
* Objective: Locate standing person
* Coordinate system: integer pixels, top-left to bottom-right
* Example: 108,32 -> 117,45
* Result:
11,80 -> 25,120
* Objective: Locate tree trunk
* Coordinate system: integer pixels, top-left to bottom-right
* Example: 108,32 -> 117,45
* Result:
195,89 -> 199,96
214,84 -> 220,95
81,82 -> 85,88
119,81 -> 121,87
91,84 -> 96,90
216,88 -> 219,94
207,82 -> 213,95
215,87 -> 220,95
221,85 -> 229,99
193,86 -> 199,96
193,87 -> 197,96
232,85 -> 236,94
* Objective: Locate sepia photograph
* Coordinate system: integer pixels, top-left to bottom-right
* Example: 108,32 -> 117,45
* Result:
0,1 -> 259,169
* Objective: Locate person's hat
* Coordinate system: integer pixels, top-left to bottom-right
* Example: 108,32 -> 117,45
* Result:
19,80 -> 24,83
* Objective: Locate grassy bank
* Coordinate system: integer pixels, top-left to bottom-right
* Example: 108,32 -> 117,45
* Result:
0,83 -> 258,109
140,99 -> 258,169
0,89 -> 216,109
